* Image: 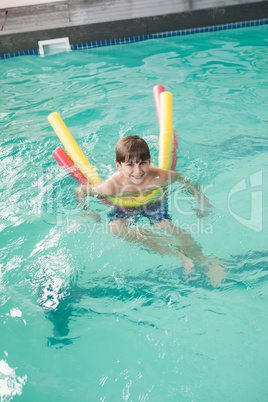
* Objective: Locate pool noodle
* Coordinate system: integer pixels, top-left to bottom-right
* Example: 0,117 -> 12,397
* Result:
153,85 -> 178,171
52,147 -> 135,207
49,114 -> 163,208
48,112 -> 101,185
53,147 -> 89,185
50,86 -> 178,208
153,85 -> 165,126
170,135 -> 178,171
158,91 -> 174,170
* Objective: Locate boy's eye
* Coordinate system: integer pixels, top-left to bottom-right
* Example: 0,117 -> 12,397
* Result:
126,160 -> 148,167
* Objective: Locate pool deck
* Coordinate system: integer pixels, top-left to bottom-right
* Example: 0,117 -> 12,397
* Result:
0,0 -> 267,54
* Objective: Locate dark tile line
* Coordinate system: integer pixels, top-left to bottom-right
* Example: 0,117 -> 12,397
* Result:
1,17 -> 267,59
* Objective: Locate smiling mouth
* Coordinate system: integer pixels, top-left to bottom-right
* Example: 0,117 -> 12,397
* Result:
131,175 -> 143,180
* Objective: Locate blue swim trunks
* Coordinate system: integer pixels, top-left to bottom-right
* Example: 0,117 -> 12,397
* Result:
108,197 -> 171,223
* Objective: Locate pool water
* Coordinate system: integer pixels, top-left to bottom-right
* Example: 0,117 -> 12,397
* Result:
0,25 -> 268,401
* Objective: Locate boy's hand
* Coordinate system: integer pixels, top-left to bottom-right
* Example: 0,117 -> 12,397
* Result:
193,196 -> 214,218
75,185 -> 87,200
75,186 -> 101,222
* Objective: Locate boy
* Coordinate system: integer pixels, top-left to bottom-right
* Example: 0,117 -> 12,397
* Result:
76,135 -> 226,287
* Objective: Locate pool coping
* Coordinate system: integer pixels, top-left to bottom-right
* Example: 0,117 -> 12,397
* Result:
0,1 -> 268,58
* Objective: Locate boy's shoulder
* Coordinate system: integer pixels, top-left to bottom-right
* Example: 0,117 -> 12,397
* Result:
148,167 -> 184,188
149,166 -> 177,182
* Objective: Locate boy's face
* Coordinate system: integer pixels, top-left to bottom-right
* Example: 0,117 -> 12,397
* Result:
116,158 -> 151,185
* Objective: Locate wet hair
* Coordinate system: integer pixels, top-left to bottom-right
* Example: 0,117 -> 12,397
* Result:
115,135 -> 150,164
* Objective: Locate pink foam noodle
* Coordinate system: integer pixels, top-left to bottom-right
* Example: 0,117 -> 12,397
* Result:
52,147 -> 90,185
171,133 -> 178,170
52,147 -> 129,209
153,85 -> 165,127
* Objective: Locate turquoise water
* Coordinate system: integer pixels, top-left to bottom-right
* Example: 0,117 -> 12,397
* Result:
0,25 -> 268,401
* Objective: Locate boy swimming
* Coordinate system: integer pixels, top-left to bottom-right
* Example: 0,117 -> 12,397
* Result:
76,135 -> 226,287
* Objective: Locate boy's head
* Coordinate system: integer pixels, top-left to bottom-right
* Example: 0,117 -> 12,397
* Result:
115,135 -> 150,164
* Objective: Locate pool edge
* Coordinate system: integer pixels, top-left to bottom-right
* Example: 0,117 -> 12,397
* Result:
1,2 -> 268,59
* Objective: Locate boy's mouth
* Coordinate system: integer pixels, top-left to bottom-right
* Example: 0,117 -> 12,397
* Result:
131,174 -> 143,180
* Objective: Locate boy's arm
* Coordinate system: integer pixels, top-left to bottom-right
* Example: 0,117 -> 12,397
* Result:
75,184 -> 98,203
75,184 -> 92,207
74,184 -> 100,221
75,178 -> 116,222
170,171 -> 213,216
75,177 -> 116,206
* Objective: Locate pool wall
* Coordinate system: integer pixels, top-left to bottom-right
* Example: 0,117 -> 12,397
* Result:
0,0 -> 268,58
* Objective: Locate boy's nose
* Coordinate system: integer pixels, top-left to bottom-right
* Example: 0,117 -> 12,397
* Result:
134,163 -> 141,173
